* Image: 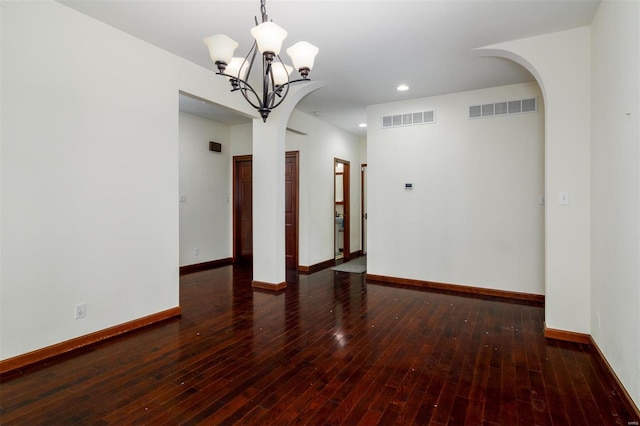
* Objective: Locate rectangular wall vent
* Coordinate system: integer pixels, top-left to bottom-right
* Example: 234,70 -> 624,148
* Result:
469,97 -> 537,119
382,109 -> 436,129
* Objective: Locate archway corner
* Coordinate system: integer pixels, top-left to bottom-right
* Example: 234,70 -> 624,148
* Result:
472,46 -> 546,102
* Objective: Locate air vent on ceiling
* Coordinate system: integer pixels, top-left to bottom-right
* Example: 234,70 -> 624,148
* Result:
469,97 -> 537,119
382,109 -> 436,129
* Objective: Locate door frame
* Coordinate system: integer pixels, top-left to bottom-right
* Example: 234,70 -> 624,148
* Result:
232,152 -> 299,267
232,155 -> 253,263
285,151 -> 300,268
334,158 -> 350,261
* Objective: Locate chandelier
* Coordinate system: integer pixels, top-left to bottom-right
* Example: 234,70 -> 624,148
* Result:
204,0 -> 319,122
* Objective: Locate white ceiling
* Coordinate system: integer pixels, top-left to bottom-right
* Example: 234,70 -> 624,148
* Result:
58,0 -> 600,137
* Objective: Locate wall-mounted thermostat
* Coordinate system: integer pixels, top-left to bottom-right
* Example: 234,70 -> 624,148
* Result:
405,183 -> 413,190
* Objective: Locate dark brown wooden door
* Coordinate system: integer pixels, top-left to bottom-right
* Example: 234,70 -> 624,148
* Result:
285,152 -> 299,269
233,156 -> 253,262
233,152 -> 298,268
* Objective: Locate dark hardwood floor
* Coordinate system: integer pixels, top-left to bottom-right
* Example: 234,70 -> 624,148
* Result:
0,263 -> 637,425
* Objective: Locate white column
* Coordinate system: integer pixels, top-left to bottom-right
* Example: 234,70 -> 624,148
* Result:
251,114 -> 287,289
250,82 -> 323,290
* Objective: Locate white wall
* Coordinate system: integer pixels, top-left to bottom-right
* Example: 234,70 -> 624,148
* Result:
478,27 -> 592,334
367,82 -> 545,295
178,112 -> 232,266
0,0 -> 256,360
230,123 -> 253,157
359,137 -> 367,164
590,0 -> 640,408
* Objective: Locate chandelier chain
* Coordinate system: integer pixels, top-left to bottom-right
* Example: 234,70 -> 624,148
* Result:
260,0 -> 268,23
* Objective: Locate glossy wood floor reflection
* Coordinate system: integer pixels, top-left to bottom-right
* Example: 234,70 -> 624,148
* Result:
1,264 -> 636,425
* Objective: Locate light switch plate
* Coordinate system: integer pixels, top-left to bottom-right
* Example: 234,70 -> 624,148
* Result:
559,191 -> 569,205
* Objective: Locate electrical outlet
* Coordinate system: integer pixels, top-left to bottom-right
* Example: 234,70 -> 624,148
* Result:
194,248 -> 199,256
75,303 -> 86,319
597,312 -> 601,330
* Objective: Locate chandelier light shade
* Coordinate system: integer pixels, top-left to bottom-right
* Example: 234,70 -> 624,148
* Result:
250,22 -> 287,56
271,62 -> 293,86
287,41 -> 319,77
224,57 -> 248,80
203,34 -> 239,68
204,0 -> 318,122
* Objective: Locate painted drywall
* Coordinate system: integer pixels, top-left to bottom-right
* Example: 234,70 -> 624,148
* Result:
367,82 -> 545,295
178,112 -> 232,266
477,27 -> 592,334
590,0 -> 640,408
251,117 -> 289,284
359,137 -> 367,164
230,123 -> 253,157
0,0 -> 256,360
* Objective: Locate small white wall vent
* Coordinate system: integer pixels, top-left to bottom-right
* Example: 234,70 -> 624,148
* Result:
469,98 -> 537,119
382,110 -> 436,129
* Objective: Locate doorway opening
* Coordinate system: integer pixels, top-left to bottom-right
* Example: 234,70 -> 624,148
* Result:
334,158 -> 350,261
232,151 -> 299,268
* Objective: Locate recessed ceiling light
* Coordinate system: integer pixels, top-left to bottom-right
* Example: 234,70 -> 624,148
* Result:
397,84 -> 409,92
358,123 -> 367,128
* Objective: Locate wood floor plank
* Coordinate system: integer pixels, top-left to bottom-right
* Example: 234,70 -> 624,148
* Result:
334,301 -> 423,424
0,264 -> 637,425
528,369 -> 552,426
500,358 -> 518,425
540,339 -> 572,425
356,409 -> 383,426
483,365 -> 502,423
